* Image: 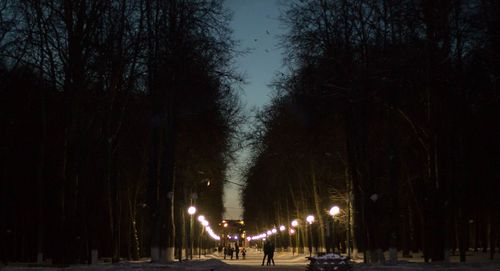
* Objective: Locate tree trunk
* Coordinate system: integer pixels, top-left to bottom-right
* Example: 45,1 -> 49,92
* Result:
36,80 -> 47,264
310,160 -> 326,252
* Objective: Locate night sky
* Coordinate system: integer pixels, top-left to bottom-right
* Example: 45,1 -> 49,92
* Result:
223,0 -> 285,219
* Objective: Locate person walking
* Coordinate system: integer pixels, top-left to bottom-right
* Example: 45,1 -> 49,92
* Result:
261,240 -> 270,266
223,246 -> 227,259
235,243 -> 240,259
229,245 -> 234,260
241,247 -> 246,260
267,241 -> 275,266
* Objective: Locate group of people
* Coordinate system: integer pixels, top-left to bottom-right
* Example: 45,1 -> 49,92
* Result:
261,240 -> 275,266
221,241 -> 277,266
223,243 -> 246,260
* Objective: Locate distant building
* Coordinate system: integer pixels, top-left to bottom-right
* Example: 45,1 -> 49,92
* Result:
219,219 -> 246,246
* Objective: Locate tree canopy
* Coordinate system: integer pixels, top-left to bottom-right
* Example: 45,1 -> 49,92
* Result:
242,0 -> 500,263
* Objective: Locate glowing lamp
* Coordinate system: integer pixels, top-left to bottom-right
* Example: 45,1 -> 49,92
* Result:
329,206 -> 340,216
188,206 -> 196,215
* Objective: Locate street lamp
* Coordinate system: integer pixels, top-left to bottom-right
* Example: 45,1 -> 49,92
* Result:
329,206 -> 340,253
271,228 -> 278,246
187,206 -> 196,259
306,215 -> 315,256
291,220 -> 299,255
188,206 -> 197,215
197,215 -> 206,258
329,206 -> 340,216
279,225 -> 286,231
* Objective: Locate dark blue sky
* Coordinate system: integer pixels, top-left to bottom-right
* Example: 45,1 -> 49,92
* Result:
223,0 -> 286,219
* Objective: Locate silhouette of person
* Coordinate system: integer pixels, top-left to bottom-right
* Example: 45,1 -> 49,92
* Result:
267,241 -> 275,266
261,240 -> 270,266
223,246 -> 227,259
242,247 -> 246,259
235,243 -> 240,259
229,245 -> 234,260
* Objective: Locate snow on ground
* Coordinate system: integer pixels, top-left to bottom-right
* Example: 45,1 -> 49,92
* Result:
354,262 -> 500,271
1,250 -> 499,271
0,259 -> 228,271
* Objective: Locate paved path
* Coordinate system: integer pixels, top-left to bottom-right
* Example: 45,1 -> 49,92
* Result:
206,248 -> 309,271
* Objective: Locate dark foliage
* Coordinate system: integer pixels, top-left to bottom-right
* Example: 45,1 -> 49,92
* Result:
0,0 -> 241,264
242,0 -> 500,263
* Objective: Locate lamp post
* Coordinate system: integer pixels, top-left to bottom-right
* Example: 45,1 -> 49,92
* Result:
272,228 -> 277,246
289,228 -> 296,255
329,206 -> 340,254
197,215 -> 206,258
291,220 -> 299,255
306,215 -> 315,257
279,225 -> 286,251
187,206 -> 196,260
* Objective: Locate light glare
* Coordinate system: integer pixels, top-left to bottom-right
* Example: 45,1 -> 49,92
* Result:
329,206 -> 340,216
187,206 -> 196,215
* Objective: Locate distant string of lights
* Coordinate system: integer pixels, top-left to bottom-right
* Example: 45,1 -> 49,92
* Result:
246,224 -> 288,241
188,206 -> 221,241
196,214 -> 221,241
245,206 -> 341,242
190,205 -> 341,243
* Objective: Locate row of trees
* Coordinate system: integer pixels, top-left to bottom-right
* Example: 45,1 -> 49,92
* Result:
242,0 -> 500,263
0,0 -> 240,264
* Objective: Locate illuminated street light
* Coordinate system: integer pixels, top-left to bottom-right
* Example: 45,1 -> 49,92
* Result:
267,230 -> 272,235
329,206 -> 341,254
223,223 -> 228,228
197,215 -> 205,222
329,206 -> 340,216
187,206 -> 196,260
306,215 -> 315,257
272,228 -> 277,234
291,220 -> 299,227
202,220 -> 209,227
279,225 -> 286,231
188,206 -> 196,215
289,228 -> 296,234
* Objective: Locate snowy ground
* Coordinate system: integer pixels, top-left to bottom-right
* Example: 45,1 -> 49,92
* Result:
2,249 -> 499,271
